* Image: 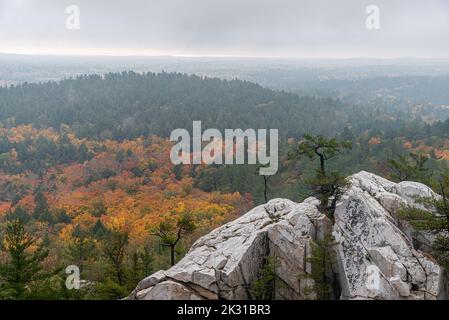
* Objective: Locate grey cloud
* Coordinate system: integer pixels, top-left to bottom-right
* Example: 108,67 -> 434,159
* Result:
0,0 -> 448,58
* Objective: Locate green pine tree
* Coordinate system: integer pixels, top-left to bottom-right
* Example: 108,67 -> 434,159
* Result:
251,256 -> 279,300
0,219 -> 49,299
398,174 -> 449,271
389,152 -> 430,183
102,229 -> 129,286
305,235 -> 337,300
289,134 -> 352,217
151,212 -> 196,266
65,225 -> 95,275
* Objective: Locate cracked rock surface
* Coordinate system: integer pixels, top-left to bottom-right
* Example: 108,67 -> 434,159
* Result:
334,171 -> 447,300
129,171 -> 447,300
129,198 -> 330,300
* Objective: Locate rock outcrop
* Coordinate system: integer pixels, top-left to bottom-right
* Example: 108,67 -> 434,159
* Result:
334,171 -> 446,300
129,198 -> 331,300
130,171 -> 448,300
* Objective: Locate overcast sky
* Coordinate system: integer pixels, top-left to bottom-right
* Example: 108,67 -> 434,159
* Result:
0,0 -> 448,58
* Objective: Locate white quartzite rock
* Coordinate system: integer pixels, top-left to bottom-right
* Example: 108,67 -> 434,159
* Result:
130,171 -> 447,300
333,171 -> 447,300
130,198 -> 330,300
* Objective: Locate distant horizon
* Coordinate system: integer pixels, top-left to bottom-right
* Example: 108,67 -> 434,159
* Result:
2,49 -> 449,62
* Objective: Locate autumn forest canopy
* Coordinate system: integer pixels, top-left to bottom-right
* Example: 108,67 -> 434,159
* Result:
0,71 -> 448,299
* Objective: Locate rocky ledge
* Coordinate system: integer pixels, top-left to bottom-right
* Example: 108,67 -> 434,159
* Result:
129,171 -> 447,300
334,171 -> 446,300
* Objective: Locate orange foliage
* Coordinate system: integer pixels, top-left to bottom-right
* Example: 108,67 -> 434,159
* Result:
368,137 -> 381,145
1,127 -> 251,252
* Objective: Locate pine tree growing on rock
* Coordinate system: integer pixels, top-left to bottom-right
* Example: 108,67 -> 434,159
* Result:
289,134 -> 352,217
251,256 -> 280,300
398,173 -> 449,271
305,235 -> 337,300
151,212 -> 196,266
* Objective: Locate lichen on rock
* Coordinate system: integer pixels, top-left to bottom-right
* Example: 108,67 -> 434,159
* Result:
129,171 -> 448,300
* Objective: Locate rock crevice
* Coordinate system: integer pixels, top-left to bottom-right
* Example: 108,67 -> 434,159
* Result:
130,198 -> 329,300
333,171 -> 446,300
130,171 -> 447,300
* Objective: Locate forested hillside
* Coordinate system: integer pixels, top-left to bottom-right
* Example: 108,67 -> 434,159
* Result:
0,72 -> 387,139
0,72 -> 448,299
